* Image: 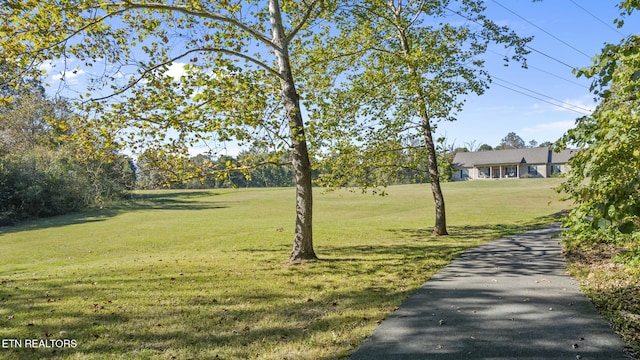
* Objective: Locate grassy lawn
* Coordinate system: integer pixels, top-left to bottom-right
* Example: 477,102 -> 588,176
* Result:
0,179 -> 566,359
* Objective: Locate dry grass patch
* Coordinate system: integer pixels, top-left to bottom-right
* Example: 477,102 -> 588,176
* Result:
564,245 -> 640,358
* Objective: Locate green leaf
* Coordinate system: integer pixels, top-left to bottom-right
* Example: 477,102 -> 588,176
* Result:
617,221 -> 635,234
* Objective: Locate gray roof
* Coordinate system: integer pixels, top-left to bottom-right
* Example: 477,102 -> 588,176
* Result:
551,149 -> 577,164
453,147 -> 573,167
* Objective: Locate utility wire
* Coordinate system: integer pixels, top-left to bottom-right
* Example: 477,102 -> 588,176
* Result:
489,74 -> 593,114
525,46 -> 576,70
486,49 -> 588,89
444,6 -> 579,70
568,0 -> 626,38
445,5 -> 593,115
525,63 -> 587,89
490,0 -> 592,59
489,79 -> 591,115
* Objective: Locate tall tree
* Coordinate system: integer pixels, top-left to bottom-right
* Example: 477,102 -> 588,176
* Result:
557,1 -> 640,248
1,0 -> 332,261
305,0 -> 529,235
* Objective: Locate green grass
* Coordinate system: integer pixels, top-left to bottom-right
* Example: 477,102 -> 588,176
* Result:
0,179 -> 566,359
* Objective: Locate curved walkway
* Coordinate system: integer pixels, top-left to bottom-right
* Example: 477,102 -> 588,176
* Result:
350,225 -> 630,359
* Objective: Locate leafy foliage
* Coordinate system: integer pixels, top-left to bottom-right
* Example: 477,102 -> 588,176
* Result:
0,87 -> 135,225
558,3 -> 640,251
496,131 -> 526,150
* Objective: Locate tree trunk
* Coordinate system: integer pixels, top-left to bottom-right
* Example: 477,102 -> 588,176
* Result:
269,0 -> 317,261
420,117 -> 448,236
395,23 -> 448,236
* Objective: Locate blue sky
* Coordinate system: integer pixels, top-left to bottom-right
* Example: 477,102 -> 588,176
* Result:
437,0 -> 640,149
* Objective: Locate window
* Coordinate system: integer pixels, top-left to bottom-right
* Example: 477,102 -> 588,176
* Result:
528,166 -> 538,177
477,167 -> 490,178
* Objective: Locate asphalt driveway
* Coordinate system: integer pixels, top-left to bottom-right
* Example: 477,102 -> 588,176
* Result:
350,225 -> 630,360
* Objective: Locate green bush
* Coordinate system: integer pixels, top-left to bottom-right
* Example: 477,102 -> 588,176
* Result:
0,149 -> 134,225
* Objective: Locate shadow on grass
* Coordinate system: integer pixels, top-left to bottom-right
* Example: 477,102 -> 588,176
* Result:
0,268 -> 402,359
0,211 -> 570,359
0,191 -> 226,236
389,210 -> 566,242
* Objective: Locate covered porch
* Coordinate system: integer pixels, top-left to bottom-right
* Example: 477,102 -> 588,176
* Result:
475,164 -> 520,179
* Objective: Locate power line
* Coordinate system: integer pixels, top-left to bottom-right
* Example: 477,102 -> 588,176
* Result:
489,74 -> 593,114
568,0 -> 626,38
489,79 -> 591,115
525,63 -> 588,89
444,5 -> 593,115
490,0 -> 592,59
486,49 -> 588,89
444,6 -> 579,70
525,46 -> 576,70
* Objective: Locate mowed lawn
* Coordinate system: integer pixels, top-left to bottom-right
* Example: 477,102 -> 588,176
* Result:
0,179 -> 565,359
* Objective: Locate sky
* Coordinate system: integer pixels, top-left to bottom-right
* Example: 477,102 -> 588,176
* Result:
437,0 -> 640,149
38,1 -> 640,155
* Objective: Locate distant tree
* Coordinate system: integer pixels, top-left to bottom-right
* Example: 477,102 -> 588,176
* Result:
527,140 -> 538,148
496,132 -> 526,149
478,144 -> 494,151
539,141 -> 553,148
464,140 -> 480,152
239,150 -> 295,188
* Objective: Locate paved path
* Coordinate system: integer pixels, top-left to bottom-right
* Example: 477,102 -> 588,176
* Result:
350,225 -> 630,359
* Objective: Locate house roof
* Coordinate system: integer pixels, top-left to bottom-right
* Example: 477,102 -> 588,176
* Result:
453,147 -> 571,167
551,149 -> 577,164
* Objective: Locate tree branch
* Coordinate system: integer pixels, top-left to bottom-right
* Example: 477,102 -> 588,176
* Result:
89,47 -> 281,103
285,0 -> 322,42
121,0 -> 279,52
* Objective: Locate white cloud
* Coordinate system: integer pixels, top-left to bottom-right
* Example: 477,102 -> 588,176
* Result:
63,68 -> 86,80
554,96 -> 596,114
38,61 -> 55,74
165,62 -> 188,80
38,59 -> 86,85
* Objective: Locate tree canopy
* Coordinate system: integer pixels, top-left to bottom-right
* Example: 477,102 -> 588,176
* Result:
496,131 -> 526,150
0,81 -> 134,224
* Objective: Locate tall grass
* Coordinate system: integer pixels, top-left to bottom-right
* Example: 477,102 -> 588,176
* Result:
0,179 -> 565,359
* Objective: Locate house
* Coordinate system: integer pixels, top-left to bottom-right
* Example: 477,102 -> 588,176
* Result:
452,147 -> 576,181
